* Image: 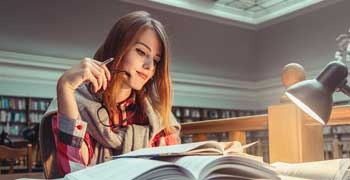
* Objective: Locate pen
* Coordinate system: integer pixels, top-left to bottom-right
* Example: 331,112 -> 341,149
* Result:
88,57 -> 114,94
101,57 -> 114,66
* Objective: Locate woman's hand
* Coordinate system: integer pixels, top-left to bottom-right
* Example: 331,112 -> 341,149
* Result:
57,57 -> 112,120
58,57 -> 111,93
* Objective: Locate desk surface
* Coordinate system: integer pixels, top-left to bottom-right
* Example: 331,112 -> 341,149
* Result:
5,136 -> 30,148
0,172 -> 44,180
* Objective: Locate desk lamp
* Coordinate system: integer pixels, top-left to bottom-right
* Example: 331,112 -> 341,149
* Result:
285,61 -> 350,125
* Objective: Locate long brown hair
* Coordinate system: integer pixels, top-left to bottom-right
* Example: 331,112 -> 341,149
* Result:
94,11 -> 173,133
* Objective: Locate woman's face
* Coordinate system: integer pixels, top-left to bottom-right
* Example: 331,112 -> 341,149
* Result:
120,28 -> 162,90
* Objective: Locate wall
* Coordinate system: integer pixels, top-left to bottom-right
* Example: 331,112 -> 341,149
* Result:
0,0 -> 259,110
257,0 -> 350,106
0,0 -> 349,110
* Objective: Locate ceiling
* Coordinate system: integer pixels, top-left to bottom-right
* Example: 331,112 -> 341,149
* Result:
123,0 -> 337,30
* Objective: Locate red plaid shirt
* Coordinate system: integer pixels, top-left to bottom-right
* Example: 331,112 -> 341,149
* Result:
52,95 -> 180,175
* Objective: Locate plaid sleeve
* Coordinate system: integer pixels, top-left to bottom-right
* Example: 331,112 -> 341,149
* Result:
57,113 -> 87,148
150,129 -> 181,147
52,113 -> 91,175
164,130 -> 181,145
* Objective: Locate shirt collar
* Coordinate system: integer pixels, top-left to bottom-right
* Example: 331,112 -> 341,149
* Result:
117,91 -> 136,109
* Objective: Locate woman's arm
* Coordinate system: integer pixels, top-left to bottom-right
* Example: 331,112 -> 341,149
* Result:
55,57 -> 111,167
52,114 -> 93,173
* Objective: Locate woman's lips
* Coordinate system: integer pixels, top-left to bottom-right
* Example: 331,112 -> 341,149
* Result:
137,71 -> 148,80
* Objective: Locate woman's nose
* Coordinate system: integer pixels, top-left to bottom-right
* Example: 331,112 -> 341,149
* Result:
143,56 -> 155,70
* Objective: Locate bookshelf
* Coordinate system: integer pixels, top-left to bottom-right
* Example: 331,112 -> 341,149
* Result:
322,101 -> 350,160
28,98 -> 51,124
0,97 -> 26,137
0,96 -> 51,173
177,103 -> 350,162
172,106 -> 269,158
171,106 -> 266,123
0,96 -> 51,137
323,125 -> 350,160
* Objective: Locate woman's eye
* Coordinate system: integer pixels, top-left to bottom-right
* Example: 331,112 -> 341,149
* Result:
153,60 -> 160,65
136,48 -> 146,56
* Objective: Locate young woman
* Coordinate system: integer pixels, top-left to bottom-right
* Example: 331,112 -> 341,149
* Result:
40,11 -> 181,178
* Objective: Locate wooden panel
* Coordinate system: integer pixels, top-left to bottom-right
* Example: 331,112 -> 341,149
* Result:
181,114 -> 268,135
304,105 -> 350,125
228,131 -> 246,144
268,103 -> 324,163
192,133 -> 207,142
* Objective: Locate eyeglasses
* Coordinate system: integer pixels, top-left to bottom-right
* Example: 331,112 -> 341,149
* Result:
96,91 -> 137,129
95,57 -> 140,128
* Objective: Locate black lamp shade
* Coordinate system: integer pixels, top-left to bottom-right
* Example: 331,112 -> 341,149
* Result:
285,61 -> 348,125
286,79 -> 332,124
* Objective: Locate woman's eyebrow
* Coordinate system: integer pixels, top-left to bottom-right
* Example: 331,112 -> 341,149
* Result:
136,41 -> 151,51
136,41 -> 161,57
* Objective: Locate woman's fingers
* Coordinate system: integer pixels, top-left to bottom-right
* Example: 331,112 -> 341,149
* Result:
89,64 -> 106,91
78,58 -> 102,92
90,61 -> 109,90
59,57 -> 111,92
100,64 -> 111,81
93,59 -> 112,81
86,70 -> 99,93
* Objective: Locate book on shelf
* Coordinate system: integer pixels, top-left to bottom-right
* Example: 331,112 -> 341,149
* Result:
0,97 -> 26,110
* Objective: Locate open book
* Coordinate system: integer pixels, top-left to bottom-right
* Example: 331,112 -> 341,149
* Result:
114,140 -> 259,159
60,141 -> 279,180
64,155 -> 279,180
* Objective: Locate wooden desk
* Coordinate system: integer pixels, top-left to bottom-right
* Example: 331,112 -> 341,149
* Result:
4,137 -> 30,148
0,144 -> 32,173
0,172 -> 44,180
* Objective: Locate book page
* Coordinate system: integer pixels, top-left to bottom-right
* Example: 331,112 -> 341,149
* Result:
271,159 -> 350,180
229,152 -> 264,163
64,158 -> 192,180
224,141 -> 259,154
205,173 -> 258,180
173,156 -> 220,179
278,175 -> 311,180
212,164 -> 279,179
115,141 -> 223,158
173,155 -> 279,180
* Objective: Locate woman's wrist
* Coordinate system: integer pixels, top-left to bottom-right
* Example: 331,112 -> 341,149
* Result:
57,76 -> 80,120
57,75 -> 76,93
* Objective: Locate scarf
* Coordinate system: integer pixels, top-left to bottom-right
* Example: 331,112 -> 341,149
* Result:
40,84 -> 180,178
